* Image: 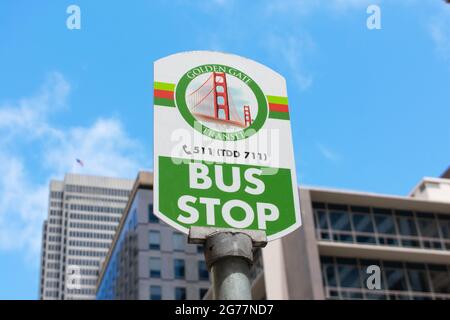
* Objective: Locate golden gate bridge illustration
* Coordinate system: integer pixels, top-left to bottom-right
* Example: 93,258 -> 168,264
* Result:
187,72 -> 253,128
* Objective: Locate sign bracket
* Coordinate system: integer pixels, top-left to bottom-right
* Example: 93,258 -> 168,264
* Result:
188,226 -> 267,300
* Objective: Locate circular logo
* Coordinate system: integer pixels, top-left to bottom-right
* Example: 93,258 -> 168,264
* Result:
175,64 -> 268,141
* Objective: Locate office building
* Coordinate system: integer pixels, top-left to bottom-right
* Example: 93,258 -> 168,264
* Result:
39,174 -> 134,300
96,171 -> 210,300
207,168 -> 450,300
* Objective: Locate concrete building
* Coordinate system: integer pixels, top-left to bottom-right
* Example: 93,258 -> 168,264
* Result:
441,167 -> 450,180
39,174 -> 134,300
96,171 -> 210,300
216,169 -> 450,300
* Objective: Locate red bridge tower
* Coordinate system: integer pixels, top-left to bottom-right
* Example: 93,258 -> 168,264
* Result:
213,72 -> 230,121
243,105 -> 252,127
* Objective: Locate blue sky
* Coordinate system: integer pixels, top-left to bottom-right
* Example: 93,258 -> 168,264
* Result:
0,0 -> 449,299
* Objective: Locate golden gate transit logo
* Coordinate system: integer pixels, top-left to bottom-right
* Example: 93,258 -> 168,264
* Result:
175,64 -> 268,141
187,70 -> 254,129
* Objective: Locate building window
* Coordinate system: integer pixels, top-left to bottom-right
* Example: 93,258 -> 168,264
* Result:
149,257 -> 161,278
438,215 -> 450,240
316,211 -> 329,230
373,210 -> 396,235
396,213 -> 418,236
329,211 -> 352,231
352,212 -> 376,244
320,256 -> 450,300
173,233 -> 185,251
425,182 -> 440,189
428,264 -> 450,294
199,288 -> 209,300
396,212 -> 420,247
417,215 -> 441,249
149,231 -> 160,250
198,261 -> 209,281
336,258 -> 361,289
314,202 -> 450,253
329,211 -> 353,242
174,259 -> 185,279
175,287 -> 186,300
150,286 -> 162,300
406,263 -> 430,292
148,204 -> 158,223
373,210 -> 399,246
383,261 -> 407,291
321,256 -> 337,288
315,210 -> 330,240
352,213 -> 374,233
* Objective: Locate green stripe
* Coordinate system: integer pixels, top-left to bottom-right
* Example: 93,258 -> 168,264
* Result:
154,97 -> 175,107
154,82 -> 175,91
267,95 -> 288,105
269,111 -> 290,120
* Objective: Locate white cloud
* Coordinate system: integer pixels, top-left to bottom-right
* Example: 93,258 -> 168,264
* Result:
265,0 -> 319,16
317,143 -> 341,162
429,6 -> 450,61
0,72 -> 69,143
0,72 -> 144,260
266,33 -> 314,90
45,118 -> 144,178
0,155 -> 48,259
263,0 -> 375,92
265,0 -> 379,16
183,0 -> 235,13
329,0 -> 378,11
212,0 -> 231,6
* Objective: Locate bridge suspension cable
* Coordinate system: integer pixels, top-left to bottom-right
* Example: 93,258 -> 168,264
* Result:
186,72 -> 251,128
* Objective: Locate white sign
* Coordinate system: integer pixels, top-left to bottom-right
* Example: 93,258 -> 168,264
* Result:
153,51 -> 301,241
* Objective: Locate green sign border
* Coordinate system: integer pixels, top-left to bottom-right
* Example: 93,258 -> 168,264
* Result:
175,64 -> 268,141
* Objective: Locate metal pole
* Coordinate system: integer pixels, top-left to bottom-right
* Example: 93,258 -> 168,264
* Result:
204,232 -> 253,300
188,227 -> 267,300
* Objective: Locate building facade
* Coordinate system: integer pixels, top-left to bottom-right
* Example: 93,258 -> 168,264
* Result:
96,172 -> 211,300
39,174 -> 134,300
243,169 -> 450,300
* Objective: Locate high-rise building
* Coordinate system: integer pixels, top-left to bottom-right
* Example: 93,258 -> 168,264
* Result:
39,174 -> 134,300
96,171 -> 211,300
205,169 -> 450,300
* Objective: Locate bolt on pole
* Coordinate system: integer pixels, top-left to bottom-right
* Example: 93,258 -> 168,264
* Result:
188,227 -> 267,300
